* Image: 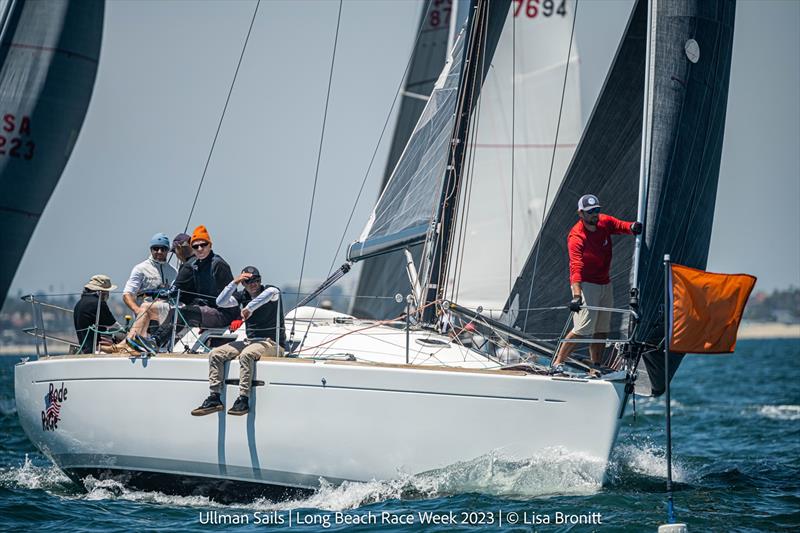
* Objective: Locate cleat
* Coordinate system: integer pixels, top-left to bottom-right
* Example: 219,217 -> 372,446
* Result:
191,393 -> 223,416
227,395 -> 249,416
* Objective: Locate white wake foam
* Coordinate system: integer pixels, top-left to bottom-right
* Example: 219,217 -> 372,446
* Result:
4,445 -> 676,511
610,442 -> 688,483
245,448 -> 607,513
754,404 -> 800,421
0,454 -> 71,490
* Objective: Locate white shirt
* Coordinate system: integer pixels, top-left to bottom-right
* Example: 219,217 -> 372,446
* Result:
216,281 -> 279,313
123,257 -> 177,297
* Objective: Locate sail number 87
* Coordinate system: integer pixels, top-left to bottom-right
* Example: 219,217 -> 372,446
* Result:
514,0 -> 567,18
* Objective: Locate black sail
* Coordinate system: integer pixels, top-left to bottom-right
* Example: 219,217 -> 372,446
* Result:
635,0 -> 736,395
504,0 -> 735,396
351,0 -> 451,319
504,0 -> 647,340
0,0 -> 104,302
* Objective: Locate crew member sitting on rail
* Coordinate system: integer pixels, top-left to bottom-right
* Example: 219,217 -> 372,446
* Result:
137,225 -> 237,352
552,194 -> 641,372
192,266 -> 285,416
73,275 -> 123,354
105,233 -> 177,353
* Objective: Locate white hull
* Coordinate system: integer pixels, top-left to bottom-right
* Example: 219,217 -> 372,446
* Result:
14,338 -> 627,500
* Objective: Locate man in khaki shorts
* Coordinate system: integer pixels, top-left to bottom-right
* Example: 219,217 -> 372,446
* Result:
552,194 -> 641,371
191,266 -> 285,416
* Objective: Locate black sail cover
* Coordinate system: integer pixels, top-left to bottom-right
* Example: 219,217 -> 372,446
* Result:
352,0 -> 454,319
0,0 -> 104,302
503,0 -> 735,396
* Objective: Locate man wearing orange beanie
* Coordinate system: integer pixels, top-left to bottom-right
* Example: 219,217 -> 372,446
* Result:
137,225 -> 237,352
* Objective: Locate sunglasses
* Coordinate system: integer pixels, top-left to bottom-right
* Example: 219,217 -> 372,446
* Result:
150,246 -> 168,253
584,208 -> 601,215
244,278 -> 261,284
191,242 -> 209,250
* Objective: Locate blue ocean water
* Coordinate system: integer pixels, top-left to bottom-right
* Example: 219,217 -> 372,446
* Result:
1,339 -> 798,532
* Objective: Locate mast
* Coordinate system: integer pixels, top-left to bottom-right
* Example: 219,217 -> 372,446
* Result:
630,0 -> 657,308
420,0 -> 486,323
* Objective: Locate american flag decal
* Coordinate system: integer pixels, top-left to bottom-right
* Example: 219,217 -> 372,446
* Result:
41,382 -> 68,432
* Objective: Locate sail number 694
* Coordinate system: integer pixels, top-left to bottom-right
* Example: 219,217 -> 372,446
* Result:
514,0 -> 568,18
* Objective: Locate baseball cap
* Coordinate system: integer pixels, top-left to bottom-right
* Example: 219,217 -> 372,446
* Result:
242,266 -> 261,279
171,232 -> 191,251
577,194 -> 601,212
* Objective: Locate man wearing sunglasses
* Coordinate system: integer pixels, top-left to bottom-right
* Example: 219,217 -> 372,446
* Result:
107,233 -> 177,352
137,225 -> 236,352
192,265 -> 286,416
552,194 -> 642,371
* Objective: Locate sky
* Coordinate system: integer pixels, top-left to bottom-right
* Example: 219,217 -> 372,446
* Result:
7,0 -> 800,305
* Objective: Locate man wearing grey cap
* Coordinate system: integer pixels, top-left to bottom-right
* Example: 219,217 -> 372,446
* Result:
552,194 -> 642,371
192,266 -> 285,417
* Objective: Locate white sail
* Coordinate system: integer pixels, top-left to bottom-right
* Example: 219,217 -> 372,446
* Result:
447,1 -> 582,313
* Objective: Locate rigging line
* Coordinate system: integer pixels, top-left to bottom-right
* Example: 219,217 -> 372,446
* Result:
452,11 -> 489,302
295,0 -> 436,351
522,0 -> 579,329
325,0 -> 437,275
509,2 -> 516,295
183,0 -> 261,233
290,0 -> 343,339
440,6 -> 487,305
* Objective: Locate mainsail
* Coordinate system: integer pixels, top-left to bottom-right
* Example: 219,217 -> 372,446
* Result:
347,1 -> 510,297
0,0 -> 104,303
351,0 -> 462,319
353,0 -> 582,319
503,0 -> 736,395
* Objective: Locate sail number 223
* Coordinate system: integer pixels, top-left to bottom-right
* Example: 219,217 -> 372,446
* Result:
514,0 -> 568,18
1,114 -> 34,160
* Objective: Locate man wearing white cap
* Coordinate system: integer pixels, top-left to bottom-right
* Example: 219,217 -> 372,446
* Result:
73,275 -> 122,353
552,194 -> 642,371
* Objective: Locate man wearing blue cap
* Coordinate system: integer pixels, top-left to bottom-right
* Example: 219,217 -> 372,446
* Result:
118,233 -> 178,346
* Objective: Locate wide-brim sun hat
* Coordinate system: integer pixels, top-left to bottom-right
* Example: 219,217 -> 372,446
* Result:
85,274 -> 117,292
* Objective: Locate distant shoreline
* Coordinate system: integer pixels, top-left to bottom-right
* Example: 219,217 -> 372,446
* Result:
1,321 -> 798,357
737,321 -> 800,339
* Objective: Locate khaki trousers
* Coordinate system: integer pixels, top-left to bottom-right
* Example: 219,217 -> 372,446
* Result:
208,339 -> 284,397
572,282 -> 614,336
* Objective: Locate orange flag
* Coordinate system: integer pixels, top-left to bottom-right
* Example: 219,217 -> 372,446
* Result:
669,263 -> 756,353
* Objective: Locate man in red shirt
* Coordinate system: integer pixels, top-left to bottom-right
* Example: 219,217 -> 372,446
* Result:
553,194 -> 641,370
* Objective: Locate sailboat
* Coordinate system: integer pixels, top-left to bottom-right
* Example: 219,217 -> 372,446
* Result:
14,0 -> 735,502
0,0 -> 104,303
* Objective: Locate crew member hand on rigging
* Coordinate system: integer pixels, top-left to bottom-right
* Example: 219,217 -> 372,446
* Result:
553,194 -> 641,370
